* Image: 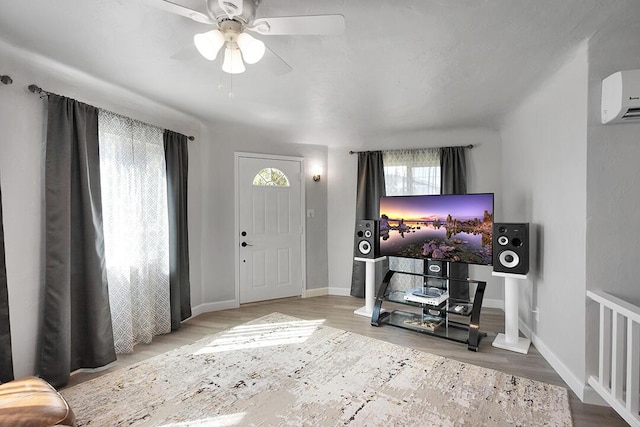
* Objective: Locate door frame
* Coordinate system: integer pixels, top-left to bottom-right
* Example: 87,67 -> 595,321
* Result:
234,152 -> 306,305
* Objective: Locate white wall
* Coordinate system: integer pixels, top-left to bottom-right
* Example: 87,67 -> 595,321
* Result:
584,23 -> 640,379
0,67 -> 46,380
499,42 -> 590,399
327,146 -> 358,295
195,123 -> 329,310
327,128 -> 504,305
586,25 -> 640,306
0,40 -> 202,377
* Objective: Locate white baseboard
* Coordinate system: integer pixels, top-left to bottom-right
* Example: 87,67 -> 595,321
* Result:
528,331 -> 586,401
190,287 -> 352,316
303,287 -> 328,298
482,298 -> 504,310
329,287 -> 351,296
581,383 -> 608,406
519,317 -> 532,338
190,299 -> 238,318
303,287 -> 352,297
519,319 -> 607,406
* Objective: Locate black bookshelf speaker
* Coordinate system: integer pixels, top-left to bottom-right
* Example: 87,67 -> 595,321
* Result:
354,219 -> 379,259
493,223 -> 529,275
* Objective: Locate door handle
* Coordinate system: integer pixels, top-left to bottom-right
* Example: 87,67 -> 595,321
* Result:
241,242 -> 253,247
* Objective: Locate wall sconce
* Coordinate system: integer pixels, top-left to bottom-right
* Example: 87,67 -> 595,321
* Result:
312,166 -> 322,182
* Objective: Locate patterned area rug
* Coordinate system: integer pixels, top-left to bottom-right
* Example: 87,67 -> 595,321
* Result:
62,313 -> 572,426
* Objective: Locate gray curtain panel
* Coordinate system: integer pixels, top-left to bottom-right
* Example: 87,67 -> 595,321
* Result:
440,146 -> 467,195
350,151 -> 387,298
0,183 -> 14,383
440,146 -> 469,299
164,130 -> 191,331
39,94 -> 116,388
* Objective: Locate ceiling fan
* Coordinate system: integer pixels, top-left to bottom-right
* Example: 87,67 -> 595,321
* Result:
153,0 -> 345,74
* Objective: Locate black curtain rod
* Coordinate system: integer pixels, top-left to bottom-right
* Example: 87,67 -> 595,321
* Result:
349,144 -> 474,155
27,84 -> 195,141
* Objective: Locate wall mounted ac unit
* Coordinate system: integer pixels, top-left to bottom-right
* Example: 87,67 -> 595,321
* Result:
601,69 -> 640,124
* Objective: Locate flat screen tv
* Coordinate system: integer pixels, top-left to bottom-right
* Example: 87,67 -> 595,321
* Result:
379,193 -> 494,266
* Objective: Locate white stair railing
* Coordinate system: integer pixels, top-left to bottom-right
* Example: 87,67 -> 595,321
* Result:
587,290 -> 640,427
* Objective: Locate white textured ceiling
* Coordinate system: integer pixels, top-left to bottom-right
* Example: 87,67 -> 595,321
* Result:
1,0 -> 639,145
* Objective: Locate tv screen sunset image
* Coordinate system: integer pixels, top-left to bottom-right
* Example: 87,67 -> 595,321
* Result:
379,193 -> 494,266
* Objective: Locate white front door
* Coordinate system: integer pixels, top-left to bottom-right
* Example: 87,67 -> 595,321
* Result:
236,154 -> 305,304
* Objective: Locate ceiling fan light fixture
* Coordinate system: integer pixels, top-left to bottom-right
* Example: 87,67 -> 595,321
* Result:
222,46 -> 246,74
236,32 -> 265,65
194,29 -> 226,61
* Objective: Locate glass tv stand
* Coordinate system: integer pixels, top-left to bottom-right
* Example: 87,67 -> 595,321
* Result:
371,270 -> 487,351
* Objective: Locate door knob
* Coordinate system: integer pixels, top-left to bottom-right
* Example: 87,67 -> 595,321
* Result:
241,242 -> 253,247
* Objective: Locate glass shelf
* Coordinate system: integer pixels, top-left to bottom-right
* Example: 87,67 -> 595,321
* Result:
371,270 -> 487,351
381,310 -> 472,343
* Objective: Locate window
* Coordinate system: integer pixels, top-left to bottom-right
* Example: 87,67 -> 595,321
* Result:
383,148 -> 440,196
98,110 -> 170,354
253,168 -> 290,187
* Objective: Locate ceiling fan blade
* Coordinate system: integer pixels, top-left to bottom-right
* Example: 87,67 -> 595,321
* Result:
249,15 -> 345,36
148,0 -> 217,24
218,0 -> 243,19
261,46 -> 292,75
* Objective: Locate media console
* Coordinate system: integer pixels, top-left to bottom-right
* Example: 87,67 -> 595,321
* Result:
371,270 -> 487,351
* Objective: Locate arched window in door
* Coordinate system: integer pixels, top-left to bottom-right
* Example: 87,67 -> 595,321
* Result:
252,168 -> 290,187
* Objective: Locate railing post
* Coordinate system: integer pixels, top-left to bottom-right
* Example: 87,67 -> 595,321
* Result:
600,304 -> 611,388
613,312 -> 625,400
627,318 -> 639,416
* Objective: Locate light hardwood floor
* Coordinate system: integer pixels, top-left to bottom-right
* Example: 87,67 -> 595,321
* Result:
65,295 -> 626,426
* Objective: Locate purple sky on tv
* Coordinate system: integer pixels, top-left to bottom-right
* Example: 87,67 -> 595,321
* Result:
379,193 -> 494,220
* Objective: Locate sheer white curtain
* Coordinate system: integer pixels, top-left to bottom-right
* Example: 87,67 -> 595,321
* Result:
383,148 -> 441,289
98,111 -> 171,354
383,148 -> 440,195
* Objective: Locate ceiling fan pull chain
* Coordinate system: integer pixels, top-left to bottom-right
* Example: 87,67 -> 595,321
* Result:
228,73 -> 235,99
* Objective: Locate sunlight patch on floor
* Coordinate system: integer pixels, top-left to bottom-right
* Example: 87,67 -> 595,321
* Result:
194,319 -> 325,354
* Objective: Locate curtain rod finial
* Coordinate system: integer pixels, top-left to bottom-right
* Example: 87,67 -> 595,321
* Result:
188,136 -> 195,141
27,84 -> 48,99
28,84 -> 42,94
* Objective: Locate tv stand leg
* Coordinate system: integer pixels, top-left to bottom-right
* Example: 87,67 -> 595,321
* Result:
467,279 -> 486,351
